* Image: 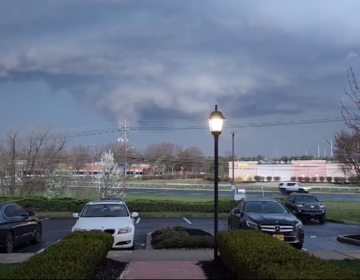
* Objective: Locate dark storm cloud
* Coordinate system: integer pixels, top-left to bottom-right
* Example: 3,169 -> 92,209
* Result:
0,0 -> 359,122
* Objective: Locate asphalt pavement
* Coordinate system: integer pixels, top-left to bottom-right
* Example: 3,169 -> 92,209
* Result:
125,187 -> 360,201
13,217 -> 360,253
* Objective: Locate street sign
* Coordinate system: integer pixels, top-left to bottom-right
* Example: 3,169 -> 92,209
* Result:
118,163 -> 128,167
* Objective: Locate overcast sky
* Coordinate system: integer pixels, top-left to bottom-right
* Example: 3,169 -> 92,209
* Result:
0,0 -> 359,157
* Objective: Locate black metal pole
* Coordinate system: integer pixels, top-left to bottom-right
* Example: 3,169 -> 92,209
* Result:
214,134 -> 219,261
231,131 -> 235,183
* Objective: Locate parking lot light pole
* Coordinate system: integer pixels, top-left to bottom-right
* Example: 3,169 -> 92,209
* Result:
208,105 -> 226,261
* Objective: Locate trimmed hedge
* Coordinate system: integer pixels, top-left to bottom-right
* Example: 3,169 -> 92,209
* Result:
0,195 -> 236,213
151,226 -> 213,249
217,230 -> 359,279
0,231 -> 113,279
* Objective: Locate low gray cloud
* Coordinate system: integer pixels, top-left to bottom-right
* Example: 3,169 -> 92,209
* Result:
0,0 -> 359,123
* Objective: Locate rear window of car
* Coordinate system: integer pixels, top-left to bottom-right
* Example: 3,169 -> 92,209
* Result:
279,183 -> 283,186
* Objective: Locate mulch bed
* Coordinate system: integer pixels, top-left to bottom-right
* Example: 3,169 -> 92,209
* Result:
92,258 -> 128,279
197,259 -> 233,279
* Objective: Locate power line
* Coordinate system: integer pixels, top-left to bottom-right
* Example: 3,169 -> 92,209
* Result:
0,116 -> 351,142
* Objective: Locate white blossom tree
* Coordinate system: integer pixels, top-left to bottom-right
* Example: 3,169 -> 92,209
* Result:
99,150 -> 121,198
45,170 -> 71,198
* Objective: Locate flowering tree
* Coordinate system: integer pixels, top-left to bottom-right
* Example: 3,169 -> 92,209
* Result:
99,150 -> 121,198
45,170 -> 71,198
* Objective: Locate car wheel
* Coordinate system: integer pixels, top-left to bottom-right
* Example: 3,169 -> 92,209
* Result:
292,242 -> 303,250
319,215 -> 326,224
1,232 -> 14,254
31,224 -> 42,244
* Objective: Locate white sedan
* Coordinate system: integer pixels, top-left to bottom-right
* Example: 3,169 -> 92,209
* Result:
71,199 -> 138,249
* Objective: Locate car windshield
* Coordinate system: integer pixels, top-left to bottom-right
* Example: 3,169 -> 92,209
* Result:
245,201 -> 288,213
81,204 -> 129,217
293,195 -> 317,203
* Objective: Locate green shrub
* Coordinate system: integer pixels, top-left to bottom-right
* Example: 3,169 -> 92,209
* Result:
0,231 -> 113,279
151,226 -> 213,249
0,195 -> 236,213
217,230 -> 359,279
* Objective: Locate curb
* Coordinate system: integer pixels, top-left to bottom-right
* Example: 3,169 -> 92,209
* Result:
337,235 -> 360,246
145,231 -> 153,250
326,219 -> 360,225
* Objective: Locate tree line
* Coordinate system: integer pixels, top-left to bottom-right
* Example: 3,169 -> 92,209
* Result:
0,127 -> 234,192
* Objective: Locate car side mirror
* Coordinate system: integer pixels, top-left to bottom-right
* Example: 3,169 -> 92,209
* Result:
131,212 -> 139,218
28,211 -> 35,216
72,213 -> 79,218
233,209 -> 241,214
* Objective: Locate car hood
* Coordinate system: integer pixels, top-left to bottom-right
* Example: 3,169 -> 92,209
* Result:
246,213 -> 298,225
74,217 -> 131,229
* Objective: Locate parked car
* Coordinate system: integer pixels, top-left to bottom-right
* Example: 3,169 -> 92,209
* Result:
284,193 -> 326,224
278,182 -> 311,194
0,202 -> 42,253
72,199 -> 138,249
228,198 -> 304,249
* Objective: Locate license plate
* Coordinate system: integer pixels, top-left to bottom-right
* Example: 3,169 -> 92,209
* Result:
273,234 -> 284,241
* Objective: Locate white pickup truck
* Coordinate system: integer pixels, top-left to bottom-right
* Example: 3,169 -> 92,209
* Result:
278,182 -> 311,194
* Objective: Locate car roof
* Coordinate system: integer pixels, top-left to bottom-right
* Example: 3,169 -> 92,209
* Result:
291,193 -> 314,196
87,200 -> 125,205
245,198 -> 282,203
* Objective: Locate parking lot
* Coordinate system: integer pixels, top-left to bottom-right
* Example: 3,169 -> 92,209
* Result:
13,217 -> 360,253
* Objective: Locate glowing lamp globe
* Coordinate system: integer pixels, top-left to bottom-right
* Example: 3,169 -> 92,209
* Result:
208,105 -> 226,135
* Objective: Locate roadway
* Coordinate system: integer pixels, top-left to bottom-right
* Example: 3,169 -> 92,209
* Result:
124,187 -> 360,201
13,217 -> 360,253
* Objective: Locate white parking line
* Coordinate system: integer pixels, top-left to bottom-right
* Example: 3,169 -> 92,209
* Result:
39,218 -> 49,221
183,217 -> 192,224
135,218 -> 140,224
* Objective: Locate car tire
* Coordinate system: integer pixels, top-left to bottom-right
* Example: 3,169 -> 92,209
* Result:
31,224 -> 42,244
1,232 -> 14,254
292,242 -> 303,250
319,214 -> 326,224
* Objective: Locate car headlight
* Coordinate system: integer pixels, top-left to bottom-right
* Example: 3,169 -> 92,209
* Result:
118,227 -> 132,234
72,228 -> 86,232
320,204 -> 326,208
296,203 -> 303,207
246,220 -> 259,230
295,221 -> 303,230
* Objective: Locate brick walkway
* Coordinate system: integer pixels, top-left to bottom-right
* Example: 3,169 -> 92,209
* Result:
121,261 -> 206,279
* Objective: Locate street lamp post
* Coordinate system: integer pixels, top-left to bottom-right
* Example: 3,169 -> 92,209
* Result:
231,131 -> 236,183
208,104 -> 226,261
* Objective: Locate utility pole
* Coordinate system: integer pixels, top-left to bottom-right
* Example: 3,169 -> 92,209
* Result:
118,120 -> 132,195
90,145 -> 96,183
231,131 -> 236,183
317,145 -> 320,158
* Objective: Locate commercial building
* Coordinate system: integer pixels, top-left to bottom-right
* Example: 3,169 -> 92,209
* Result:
228,160 -> 346,181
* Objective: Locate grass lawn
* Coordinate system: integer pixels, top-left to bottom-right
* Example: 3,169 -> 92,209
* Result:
325,200 -> 360,223
330,259 -> 360,275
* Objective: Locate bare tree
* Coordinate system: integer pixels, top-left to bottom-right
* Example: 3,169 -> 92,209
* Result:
341,66 -> 360,133
178,146 -> 205,173
0,131 -> 21,194
333,130 -> 359,178
0,127 -> 69,195
143,142 -> 181,174
335,67 -> 360,179
69,144 -> 90,175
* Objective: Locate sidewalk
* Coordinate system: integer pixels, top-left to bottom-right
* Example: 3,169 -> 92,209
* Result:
119,250 -> 211,279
